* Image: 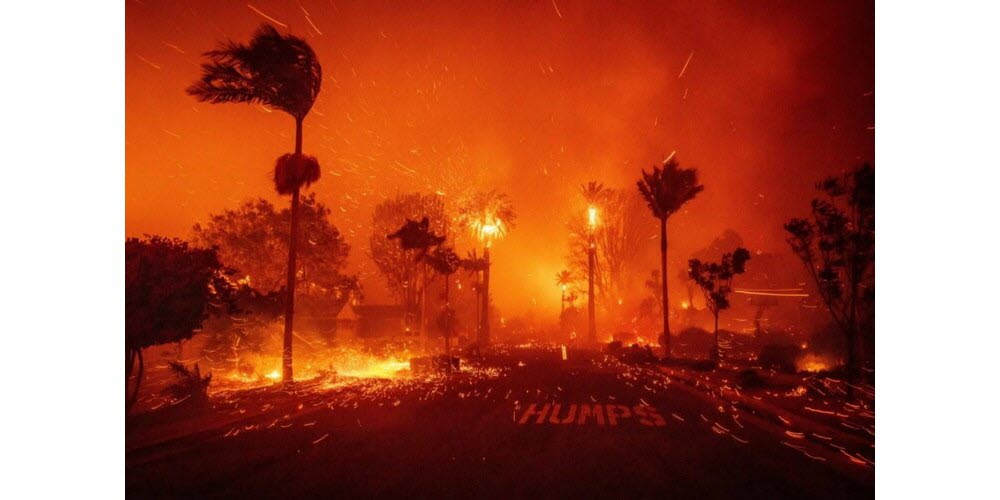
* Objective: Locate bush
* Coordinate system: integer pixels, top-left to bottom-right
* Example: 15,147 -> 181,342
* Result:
758,344 -> 799,372
737,369 -> 766,389
676,327 -> 713,356
164,362 -> 212,405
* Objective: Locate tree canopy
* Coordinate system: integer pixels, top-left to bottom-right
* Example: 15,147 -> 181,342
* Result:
126,236 -> 236,351
637,156 -> 704,221
192,195 -> 353,298
369,193 -> 448,307
187,23 -> 322,120
688,248 -> 751,316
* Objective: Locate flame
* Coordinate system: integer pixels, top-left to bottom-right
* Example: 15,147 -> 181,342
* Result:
215,345 -> 417,392
796,354 -> 830,373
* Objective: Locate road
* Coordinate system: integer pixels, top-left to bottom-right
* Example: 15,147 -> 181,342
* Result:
126,347 -> 874,498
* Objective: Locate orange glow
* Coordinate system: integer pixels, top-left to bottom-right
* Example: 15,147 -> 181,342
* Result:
796,354 -> 831,373
126,2 -> 873,316
216,343 -> 419,392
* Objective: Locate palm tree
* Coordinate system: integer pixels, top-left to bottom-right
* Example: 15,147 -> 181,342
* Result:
388,217 -> 446,346
457,191 -> 516,347
579,182 -> 609,343
579,181 -> 611,206
461,249 -> 489,348
425,246 -> 462,368
636,156 -> 704,357
554,270 -> 574,315
188,24 -> 323,383
555,270 -> 574,336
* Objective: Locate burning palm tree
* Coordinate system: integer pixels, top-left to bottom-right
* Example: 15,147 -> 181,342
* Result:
579,181 -> 609,344
636,156 -> 704,357
555,269 -> 574,318
457,191 -> 516,346
188,24 -> 323,382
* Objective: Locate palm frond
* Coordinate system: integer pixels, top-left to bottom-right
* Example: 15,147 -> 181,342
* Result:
274,153 -> 321,195
636,156 -> 704,220
188,23 -> 322,119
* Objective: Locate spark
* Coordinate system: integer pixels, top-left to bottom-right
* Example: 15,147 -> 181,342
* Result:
136,54 -> 161,70
678,51 -> 694,79
551,0 -> 563,18
163,42 -> 185,54
300,4 -> 323,34
734,290 -> 809,297
247,4 -> 288,27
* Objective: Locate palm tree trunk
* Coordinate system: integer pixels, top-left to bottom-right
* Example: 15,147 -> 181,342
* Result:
444,276 -> 451,373
420,261 -> 427,352
481,248 -> 491,347
588,235 -> 596,344
474,273 -> 481,344
846,297 -> 857,400
660,218 -> 670,357
560,292 -> 565,324
712,313 -> 720,363
282,118 -> 303,383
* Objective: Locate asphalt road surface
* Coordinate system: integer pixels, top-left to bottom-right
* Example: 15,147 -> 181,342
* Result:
126,347 -> 874,498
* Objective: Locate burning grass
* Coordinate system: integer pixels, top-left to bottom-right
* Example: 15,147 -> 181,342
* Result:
212,344 -> 421,393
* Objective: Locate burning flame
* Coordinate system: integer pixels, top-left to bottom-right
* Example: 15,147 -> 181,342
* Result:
216,345 -> 417,391
796,354 -> 831,373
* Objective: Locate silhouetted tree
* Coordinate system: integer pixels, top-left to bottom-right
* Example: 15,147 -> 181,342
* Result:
125,236 -> 235,414
461,249 -> 489,342
425,246 -> 462,366
639,270 -> 663,320
188,23 -> 323,383
164,362 -> 212,406
192,196 -> 354,300
686,229 -> 746,311
637,157 -> 704,356
554,270 -> 574,316
370,193 -> 448,318
388,217 -> 447,257
389,217 -> 446,342
785,164 -> 874,395
688,248 -> 751,363
568,188 -> 648,321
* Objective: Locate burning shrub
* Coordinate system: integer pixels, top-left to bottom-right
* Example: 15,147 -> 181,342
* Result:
164,362 -> 212,405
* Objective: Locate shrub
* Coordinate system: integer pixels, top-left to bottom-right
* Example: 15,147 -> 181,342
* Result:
758,344 -> 799,372
164,362 -> 212,405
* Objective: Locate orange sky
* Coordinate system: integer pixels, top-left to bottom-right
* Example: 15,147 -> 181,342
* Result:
126,0 -> 874,315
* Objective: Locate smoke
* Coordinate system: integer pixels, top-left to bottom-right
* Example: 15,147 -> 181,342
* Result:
127,0 -> 874,316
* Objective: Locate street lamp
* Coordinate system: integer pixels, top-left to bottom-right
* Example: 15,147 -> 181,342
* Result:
587,205 -> 598,344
